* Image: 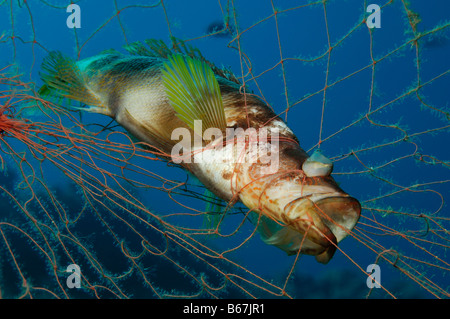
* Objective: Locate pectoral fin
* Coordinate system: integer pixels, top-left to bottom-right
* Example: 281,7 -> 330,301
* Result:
162,54 -> 227,138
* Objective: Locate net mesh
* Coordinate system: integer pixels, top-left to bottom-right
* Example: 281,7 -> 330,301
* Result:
0,0 -> 449,298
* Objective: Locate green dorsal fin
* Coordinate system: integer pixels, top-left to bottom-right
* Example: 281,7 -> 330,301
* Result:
98,48 -> 120,55
124,38 -> 174,58
162,54 -> 227,136
124,38 -> 202,60
125,38 -> 240,85
39,51 -> 107,114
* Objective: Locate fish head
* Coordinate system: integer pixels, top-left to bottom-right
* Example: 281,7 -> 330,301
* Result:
283,193 -> 361,263
282,149 -> 361,263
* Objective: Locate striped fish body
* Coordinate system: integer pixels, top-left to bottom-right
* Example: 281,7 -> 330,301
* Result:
40,44 -> 360,263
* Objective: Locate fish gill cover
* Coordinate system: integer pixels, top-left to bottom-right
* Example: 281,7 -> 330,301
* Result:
0,0 -> 448,299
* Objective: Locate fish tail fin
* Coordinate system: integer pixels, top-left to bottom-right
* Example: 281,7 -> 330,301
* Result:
39,51 -> 111,116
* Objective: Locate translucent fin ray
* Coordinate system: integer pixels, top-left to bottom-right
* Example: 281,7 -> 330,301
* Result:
162,54 -> 227,136
39,51 -> 108,114
203,188 -> 226,234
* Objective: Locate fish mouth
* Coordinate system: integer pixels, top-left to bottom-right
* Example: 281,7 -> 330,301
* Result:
312,196 -> 361,263
283,195 -> 361,264
314,196 -> 361,242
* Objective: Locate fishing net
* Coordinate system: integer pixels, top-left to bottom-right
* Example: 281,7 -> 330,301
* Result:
0,0 -> 448,298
